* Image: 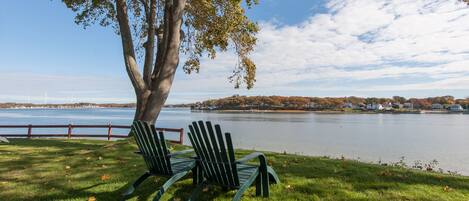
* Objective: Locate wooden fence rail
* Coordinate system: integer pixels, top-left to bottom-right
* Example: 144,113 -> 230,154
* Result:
0,124 -> 184,144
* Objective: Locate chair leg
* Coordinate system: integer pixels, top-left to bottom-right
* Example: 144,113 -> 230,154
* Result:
192,165 -> 204,185
267,166 -> 280,184
122,172 -> 152,200
188,180 -> 206,201
255,166 -> 280,197
255,175 -> 261,196
233,169 -> 259,201
260,168 -> 269,197
152,171 -> 190,201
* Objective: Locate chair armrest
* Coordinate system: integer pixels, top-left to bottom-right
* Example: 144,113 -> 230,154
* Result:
235,152 -> 265,164
168,149 -> 194,157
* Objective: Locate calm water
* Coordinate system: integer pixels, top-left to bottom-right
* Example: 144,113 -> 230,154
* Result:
1,108 -> 469,174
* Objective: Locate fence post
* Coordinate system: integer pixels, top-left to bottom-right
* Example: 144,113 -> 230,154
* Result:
67,124 -> 72,139
179,128 -> 184,144
27,124 -> 32,139
107,123 -> 112,141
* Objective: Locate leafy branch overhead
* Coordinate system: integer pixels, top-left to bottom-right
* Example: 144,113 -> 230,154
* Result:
62,0 -> 259,89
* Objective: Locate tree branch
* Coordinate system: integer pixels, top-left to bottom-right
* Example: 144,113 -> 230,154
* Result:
160,0 -> 185,73
151,0 -> 171,83
143,0 -> 157,87
116,0 -> 146,92
153,25 -> 164,79
139,0 -> 150,17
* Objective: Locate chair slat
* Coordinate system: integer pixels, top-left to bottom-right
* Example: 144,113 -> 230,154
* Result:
134,122 -> 160,172
187,129 -> 212,180
132,121 -> 174,175
146,123 -> 168,174
214,124 -> 236,186
158,130 -> 172,174
141,122 -> 166,173
205,121 -> 229,186
197,121 -> 224,185
193,122 -> 220,183
225,132 -> 240,186
131,123 -> 154,171
189,124 -> 215,180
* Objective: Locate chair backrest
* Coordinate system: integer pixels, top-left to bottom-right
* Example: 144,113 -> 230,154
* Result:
131,121 -> 172,175
187,121 -> 240,187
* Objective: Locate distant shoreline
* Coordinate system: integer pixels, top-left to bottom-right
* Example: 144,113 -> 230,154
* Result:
191,109 -> 468,114
1,107 -> 467,114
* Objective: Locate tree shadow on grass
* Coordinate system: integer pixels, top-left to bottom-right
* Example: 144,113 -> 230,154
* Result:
1,138 -> 105,149
0,139 -> 198,201
0,139 -> 137,200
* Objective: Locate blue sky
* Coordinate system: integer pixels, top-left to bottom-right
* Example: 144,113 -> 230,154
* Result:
1,0 -> 469,104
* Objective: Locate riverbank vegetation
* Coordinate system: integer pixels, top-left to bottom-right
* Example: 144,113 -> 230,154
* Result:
1,138 -> 469,200
191,95 -> 469,112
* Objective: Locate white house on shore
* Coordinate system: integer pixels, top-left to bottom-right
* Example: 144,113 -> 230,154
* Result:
342,102 -> 353,108
403,102 -> 413,109
366,103 -> 384,110
448,104 -> 464,112
383,102 -> 393,110
432,103 -> 444,110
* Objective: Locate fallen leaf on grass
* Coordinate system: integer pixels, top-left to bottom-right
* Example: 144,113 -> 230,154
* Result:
100,174 -> 111,181
285,184 -> 294,191
378,170 -> 392,177
268,160 -> 273,166
88,196 -> 96,201
65,166 -> 71,170
443,185 -> 452,192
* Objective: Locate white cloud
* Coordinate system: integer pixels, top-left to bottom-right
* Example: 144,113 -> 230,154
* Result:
173,0 -> 469,101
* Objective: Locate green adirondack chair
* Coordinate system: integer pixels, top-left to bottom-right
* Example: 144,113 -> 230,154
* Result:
122,121 -> 203,201
187,121 -> 280,201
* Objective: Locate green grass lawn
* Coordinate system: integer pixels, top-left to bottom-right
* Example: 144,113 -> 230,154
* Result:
1,139 -> 469,201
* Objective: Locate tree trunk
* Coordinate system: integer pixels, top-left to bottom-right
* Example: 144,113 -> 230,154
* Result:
133,66 -> 177,124
116,0 -> 185,126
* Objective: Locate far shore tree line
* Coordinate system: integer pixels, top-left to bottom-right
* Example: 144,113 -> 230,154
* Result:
0,102 -> 136,109
191,95 -> 469,111
3,95 -> 467,111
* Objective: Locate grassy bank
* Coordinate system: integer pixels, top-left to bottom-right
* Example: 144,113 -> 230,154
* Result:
1,139 -> 469,201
